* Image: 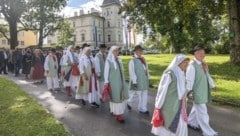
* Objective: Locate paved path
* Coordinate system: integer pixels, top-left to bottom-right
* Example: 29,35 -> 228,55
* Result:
4,74 -> 240,136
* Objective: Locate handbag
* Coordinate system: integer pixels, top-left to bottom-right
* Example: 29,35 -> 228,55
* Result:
151,108 -> 164,127
101,84 -> 111,102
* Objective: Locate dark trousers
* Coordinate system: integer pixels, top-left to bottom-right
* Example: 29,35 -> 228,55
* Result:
0,59 -> 8,74
14,62 -> 21,76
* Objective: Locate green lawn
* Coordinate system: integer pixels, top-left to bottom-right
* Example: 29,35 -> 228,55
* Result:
120,54 -> 240,107
0,77 -> 69,136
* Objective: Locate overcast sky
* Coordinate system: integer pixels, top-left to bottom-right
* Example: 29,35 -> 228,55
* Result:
61,0 -> 103,17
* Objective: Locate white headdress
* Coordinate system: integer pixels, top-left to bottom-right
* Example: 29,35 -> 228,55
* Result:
107,46 -> 120,69
164,54 -> 189,99
66,45 -> 74,63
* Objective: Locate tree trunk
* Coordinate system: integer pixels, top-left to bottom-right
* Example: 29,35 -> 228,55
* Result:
38,0 -> 45,48
229,0 -> 240,65
9,19 -> 18,50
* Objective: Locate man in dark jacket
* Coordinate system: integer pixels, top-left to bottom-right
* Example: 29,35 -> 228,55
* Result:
0,48 -> 5,73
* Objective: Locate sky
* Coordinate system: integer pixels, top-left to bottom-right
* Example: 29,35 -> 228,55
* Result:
61,0 -> 103,17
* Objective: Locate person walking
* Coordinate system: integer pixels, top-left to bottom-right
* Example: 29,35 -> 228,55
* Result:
94,44 -> 107,103
44,48 -> 60,91
104,46 -> 129,123
151,54 -> 189,136
127,45 -> 150,114
186,45 -> 218,136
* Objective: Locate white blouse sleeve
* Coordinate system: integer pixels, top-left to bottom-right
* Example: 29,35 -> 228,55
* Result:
207,72 -> 215,88
129,59 -> 137,84
80,57 -> 85,74
104,60 -> 110,83
186,64 -> 195,92
94,55 -> 101,77
155,73 -> 172,109
44,56 -> 49,71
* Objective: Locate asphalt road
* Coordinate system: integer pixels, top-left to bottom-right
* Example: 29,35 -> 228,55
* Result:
4,75 -> 240,136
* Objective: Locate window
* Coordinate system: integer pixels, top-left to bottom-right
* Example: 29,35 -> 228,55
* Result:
108,35 -> 111,42
48,40 -> 52,44
2,39 -> 7,45
18,31 -> 24,37
73,22 -> 76,27
107,21 -> 110,27
118,21 -> 121,28
99,21 -> 101,27
99,34 -> 101,42
73,35 -> 76,42
21,41 -> 24,46
81,34 -> 85,42
107,10 -> 109,16
17,41 -> 24,46
118,34 -> 121,42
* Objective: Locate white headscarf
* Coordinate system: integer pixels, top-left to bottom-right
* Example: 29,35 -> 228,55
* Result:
66,45 -> 74,63
164,54 -> 189,99
81,47 -> 93,68
107,46 -> 120,69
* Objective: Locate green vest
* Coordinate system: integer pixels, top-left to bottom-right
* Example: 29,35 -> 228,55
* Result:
81,60 -> 93,94
192,61 -> 211,104
96,53 -> 105,81
161,71 -> 181,129
108,60 -> 129,103
129,58 -> 149,91
46,55 -> 58,77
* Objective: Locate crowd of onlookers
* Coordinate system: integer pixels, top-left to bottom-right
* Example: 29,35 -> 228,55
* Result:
0,47 -> 63,82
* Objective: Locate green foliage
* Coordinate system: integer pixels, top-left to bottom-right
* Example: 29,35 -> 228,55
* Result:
121,54 -> 240,107
22,0 -> 68,47
121,0 -> 226,53
57,19 -> 75,46
0,77 -> 69,136
0,0 -> 27,49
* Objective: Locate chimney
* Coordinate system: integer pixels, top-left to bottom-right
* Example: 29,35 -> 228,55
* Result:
74,12 -> 78,16
79,10 -> 84,15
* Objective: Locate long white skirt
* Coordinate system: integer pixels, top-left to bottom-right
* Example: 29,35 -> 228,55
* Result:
188,104 -> 217,136
110,101 -> 126,115
151,114 -> 188,136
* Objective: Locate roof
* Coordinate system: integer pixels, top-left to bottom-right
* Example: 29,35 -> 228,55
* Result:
102,0 -> 120,6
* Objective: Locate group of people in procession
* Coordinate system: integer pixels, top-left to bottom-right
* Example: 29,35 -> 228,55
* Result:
0,43 -> 217,136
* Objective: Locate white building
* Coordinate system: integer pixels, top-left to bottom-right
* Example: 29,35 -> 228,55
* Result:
47,0 -> 124,48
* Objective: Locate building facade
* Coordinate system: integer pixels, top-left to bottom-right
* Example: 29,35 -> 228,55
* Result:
0,18 -> 38,49
47,0 -> 124,48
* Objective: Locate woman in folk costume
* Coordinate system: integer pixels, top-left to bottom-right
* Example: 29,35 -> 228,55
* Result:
127,45 -> 150,114
31,49 -> 45,84
151,54 -> 189,136
62,45 -> 79,96
78,47 -> 99,107
186,45 -> 217,136
44,48 -> 59,91
94,44 -> 107,103
104,46 -> 129,123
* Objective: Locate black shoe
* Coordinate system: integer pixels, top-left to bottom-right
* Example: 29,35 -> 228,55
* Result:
117,119 -> 125,124
48,89 -> 53,91
91,102 -> 99,108
81,99 -> 86,105
127,104 -> 132,110
188,124 -> 201,131
139,110 -> 150,115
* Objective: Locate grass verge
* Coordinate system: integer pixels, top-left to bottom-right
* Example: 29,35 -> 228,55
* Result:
0,77 -> 69,136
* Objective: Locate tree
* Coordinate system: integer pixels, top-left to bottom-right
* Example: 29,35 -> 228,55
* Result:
228,0 -> 240,65
22,0 -> 67,48
57,19 -> 74,47
0,0 -> 26,49
120,0 -> 224,53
